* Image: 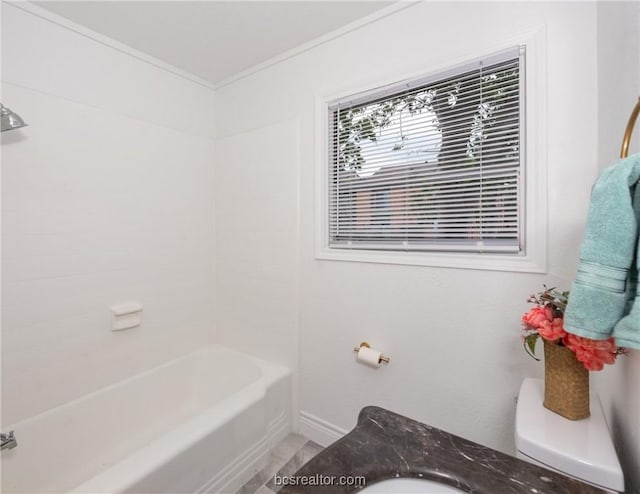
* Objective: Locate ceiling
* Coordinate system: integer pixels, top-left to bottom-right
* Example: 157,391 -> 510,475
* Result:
34,1 -> 393,86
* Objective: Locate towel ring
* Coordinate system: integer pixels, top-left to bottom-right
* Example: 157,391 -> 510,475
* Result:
621,97 -> 640,158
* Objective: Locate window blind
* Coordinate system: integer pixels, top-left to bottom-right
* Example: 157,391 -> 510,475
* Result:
328,48 -> 523,253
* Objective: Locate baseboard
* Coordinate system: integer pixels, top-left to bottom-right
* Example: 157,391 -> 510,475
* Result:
299,411 -> 348,447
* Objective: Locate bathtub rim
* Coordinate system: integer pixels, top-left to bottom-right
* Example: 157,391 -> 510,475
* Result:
3,344 -> 287,431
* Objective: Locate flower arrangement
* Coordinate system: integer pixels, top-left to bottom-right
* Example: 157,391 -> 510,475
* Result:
522,286 -> 625,371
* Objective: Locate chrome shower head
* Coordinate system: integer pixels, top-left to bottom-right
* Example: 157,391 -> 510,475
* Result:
1,104 -> 28,132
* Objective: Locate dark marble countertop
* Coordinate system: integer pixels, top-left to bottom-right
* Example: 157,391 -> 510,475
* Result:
280,406 -> 605,494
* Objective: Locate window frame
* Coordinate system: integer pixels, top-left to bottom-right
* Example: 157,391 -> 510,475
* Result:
314,31 -> 547,273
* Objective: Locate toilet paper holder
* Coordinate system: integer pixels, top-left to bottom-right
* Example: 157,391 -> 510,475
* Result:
353,342 -> 390,364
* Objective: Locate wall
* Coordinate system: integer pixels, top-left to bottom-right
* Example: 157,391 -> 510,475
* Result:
594,2 -> 640,492
214,1 -> 601,456
1,3 -> 216,426
214,119 -> 300,419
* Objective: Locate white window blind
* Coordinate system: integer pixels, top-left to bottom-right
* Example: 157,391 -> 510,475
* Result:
328,48 -> 524,253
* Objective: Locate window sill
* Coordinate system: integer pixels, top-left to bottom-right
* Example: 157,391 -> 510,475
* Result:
315,246 -> 546,273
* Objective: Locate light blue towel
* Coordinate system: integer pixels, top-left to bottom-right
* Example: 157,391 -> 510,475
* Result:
564,154 -> 640,349
612,181 -> 640,348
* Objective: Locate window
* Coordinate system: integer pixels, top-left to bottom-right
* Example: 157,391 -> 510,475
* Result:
327,48 -> 524,255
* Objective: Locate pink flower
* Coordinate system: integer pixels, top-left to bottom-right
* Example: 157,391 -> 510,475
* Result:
563,334 -> 618,371
520,286 -> 625,370
522,305 -> 553,329
538,318 -> 567,342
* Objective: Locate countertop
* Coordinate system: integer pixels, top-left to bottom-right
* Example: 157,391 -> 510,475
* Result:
279,406 -> 606,494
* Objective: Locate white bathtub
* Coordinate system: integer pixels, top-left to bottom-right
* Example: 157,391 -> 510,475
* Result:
1,345 -> 292,494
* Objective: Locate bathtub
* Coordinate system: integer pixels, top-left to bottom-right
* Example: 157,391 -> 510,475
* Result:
1,345 -> 292,494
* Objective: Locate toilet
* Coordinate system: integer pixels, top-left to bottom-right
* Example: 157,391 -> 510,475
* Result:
515,378 -> 625,493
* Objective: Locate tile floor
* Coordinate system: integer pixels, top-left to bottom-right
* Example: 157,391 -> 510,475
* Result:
234,434 -> 324,494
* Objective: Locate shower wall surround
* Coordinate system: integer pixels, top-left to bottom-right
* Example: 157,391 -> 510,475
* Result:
214,119 -> 300,373
1,3 -> 217,425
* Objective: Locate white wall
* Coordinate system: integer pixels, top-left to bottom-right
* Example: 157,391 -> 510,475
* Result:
1,3 -> 216,426
214,118 -> 300,382
596,1 -> 640,168
595,3 -> 640,492
214,1 -> 602,456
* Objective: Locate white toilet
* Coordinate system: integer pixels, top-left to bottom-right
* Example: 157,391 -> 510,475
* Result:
515,378 -> 625,493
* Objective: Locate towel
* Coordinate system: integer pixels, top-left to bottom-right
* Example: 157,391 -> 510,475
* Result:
564,154 -> 640,349
612,181 -> 640,348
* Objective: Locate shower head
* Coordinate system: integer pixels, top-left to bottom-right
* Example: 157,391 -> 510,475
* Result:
1,103 -> 28,132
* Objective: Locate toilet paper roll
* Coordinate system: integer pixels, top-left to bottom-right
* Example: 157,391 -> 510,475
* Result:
357,346 -> 382,367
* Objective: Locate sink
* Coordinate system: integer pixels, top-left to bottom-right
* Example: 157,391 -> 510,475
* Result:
359,477 -> 465,493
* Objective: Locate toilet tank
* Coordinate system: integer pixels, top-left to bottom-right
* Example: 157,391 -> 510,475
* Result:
515,378 -> 624,493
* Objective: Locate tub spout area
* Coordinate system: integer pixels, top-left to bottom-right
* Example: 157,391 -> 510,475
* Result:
1,431 -> 18,451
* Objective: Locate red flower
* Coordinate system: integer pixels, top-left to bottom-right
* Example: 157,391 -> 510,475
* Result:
538,318 -> 567,342
521,286 -> 625,371
522,305 -> 553,329
563,334 -> 618,371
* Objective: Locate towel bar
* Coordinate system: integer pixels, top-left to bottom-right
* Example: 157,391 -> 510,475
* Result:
621,97 -> 640,158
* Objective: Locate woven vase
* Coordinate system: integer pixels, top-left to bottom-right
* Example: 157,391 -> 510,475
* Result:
543,340 -> 590,420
